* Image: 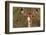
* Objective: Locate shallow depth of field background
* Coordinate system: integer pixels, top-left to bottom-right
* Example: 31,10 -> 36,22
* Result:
13,7 -> 40,28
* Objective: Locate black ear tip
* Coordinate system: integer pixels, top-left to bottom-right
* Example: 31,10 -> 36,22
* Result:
36,9 -> 38,12
21,8 -> 23,11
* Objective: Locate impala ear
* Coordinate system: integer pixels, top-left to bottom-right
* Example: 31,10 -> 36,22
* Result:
21,8 -> 24,14
36,9 -> 38,12
21,8 -> 23,11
